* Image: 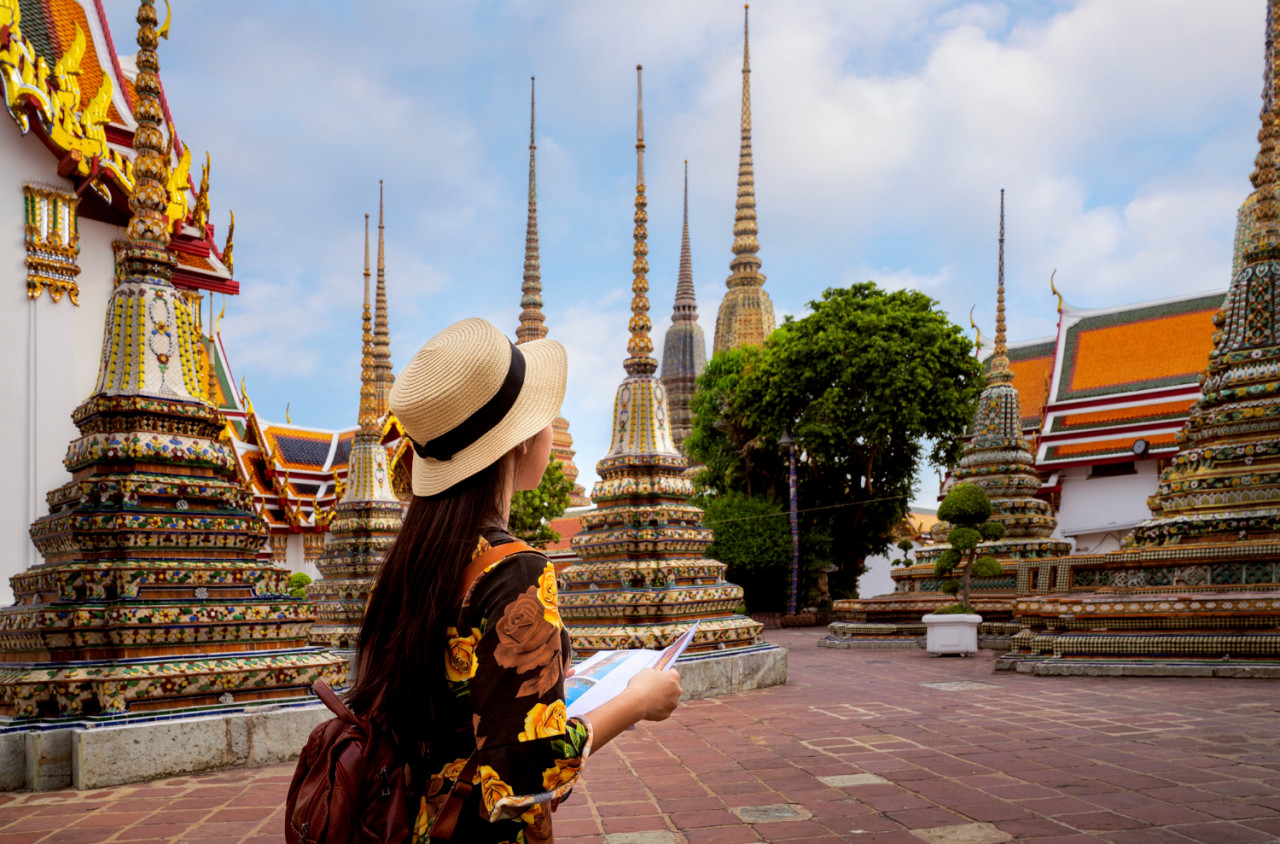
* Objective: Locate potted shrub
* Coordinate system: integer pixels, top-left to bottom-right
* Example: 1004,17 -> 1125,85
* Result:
923,484 -> 1005,655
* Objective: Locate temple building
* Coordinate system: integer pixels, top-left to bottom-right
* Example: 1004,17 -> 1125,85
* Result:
825,192 -> 1070,649
0,0 -> 239,605
0,0 -> 344,731
306,215 -> 405,653
660,162 -> 707,452
560,67 -> 783,700
1000,0 -> 1280,676
712,4 -> 776,355
516,78 -> 588,507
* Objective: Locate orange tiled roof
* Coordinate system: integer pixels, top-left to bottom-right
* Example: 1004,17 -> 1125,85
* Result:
176,251 -> 214,271
544,516 -> 583,552
1045,432 -> 1177,462
1057,294 -> 1222,401
38,0 -> 124,122
1050,398 -> 1197,434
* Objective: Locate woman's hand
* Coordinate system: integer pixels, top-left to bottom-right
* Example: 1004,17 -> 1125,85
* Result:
623,668 -> 682,722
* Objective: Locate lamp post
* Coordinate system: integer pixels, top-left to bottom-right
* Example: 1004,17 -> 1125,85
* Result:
779,429 -> 799,616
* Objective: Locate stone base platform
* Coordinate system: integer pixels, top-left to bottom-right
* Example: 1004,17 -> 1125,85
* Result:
671,644 -> 788,700
0,699 -> 331,792
998,655 -> 1280,678
819,621 -> 1020,651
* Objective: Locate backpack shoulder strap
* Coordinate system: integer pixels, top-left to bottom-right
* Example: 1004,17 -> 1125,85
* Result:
312,680 -> 359,725
457,539 -> 540,603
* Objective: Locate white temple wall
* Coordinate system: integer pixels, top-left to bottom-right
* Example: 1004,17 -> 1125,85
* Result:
0,128 -> 120,605
859,550 -> 898,599
1055,460 -> 1161,556
282,533 -> 320,582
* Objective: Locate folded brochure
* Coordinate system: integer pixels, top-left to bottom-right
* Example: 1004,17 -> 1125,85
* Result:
564,622 -> 699,718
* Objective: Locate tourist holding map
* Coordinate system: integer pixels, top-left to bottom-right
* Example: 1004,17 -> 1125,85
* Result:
333,319 -> 682,843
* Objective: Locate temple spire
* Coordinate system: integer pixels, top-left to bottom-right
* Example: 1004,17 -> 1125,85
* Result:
358,214 -> 377,434
517,77 -> 548,344
730,3 -> 760,276
624,65 -> 656,376
673,160 -> 697,320
989,189 -> 1012,384
371,181 -> 394,418
712,4 -> 775,354
1247,0 -> 1280,259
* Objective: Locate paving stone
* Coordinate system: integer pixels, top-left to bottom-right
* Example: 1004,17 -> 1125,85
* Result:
820,773 -> 890,787
911,822 -> 1013,843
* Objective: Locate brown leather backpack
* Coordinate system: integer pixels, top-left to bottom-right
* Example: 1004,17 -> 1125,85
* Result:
284,540 -> 536,844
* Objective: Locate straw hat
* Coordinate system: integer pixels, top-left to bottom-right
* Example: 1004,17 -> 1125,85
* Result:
390,318 -> 567,496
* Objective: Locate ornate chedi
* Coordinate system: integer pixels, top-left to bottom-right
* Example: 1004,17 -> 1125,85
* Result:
712,5 -> 776,355
1002,0 -> 1280,675
516,78 -> 588,507
660,162 -> 708,452
824,192 -> 1069,650
306,215 -> 404,653
0,1 -> 344,719
561,66 -> 766,661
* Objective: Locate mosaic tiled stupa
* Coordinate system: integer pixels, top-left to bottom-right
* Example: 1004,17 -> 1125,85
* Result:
0,0 -> 345,718
1002,0 -> 1280,675
713,5 -> 776,355
660,162 -> 708,453
562,67 -> 767,661
306,213 -> 404,653
825,193 -> 1069,650
517,79 -> 588,507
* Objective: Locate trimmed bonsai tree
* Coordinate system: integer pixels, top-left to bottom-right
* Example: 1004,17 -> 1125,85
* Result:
933,483 -> 1005,613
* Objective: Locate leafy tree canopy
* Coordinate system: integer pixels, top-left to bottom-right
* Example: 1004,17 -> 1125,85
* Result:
509,457 -> 573,548
688,282 -> 983,600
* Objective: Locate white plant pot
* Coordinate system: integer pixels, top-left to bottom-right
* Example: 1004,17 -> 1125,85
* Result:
922,613 -> 982,655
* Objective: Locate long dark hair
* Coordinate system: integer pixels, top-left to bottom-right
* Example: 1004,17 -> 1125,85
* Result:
346,450 -> 514,765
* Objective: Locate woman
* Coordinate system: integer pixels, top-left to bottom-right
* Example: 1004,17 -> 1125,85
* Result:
346,318 -> 682,843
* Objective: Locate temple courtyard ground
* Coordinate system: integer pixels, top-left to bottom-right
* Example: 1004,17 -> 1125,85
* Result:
2,628 -> 1280,843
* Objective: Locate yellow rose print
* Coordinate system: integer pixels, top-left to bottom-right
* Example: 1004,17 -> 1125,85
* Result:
439,757 -> 471,781
518,699 -> 567,742
542,756 -> 583,790
536,563 -> 561,626
444,627 -> 482,683
479,765 -> 515,814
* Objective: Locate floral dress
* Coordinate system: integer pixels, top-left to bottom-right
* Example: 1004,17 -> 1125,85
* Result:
412,530 -> 592,844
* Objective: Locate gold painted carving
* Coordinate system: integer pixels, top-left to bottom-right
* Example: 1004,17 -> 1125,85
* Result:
23,185 -> 80,304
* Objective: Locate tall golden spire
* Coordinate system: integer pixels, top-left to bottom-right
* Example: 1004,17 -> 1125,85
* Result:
371,181 -> 394,417
518,76 -> 548,344
730,3 -> 761,279
625,64 -> 656,376
988,189 -> 1012,384
358,213 -> 378,434
122,0 -> 176,276
712,4 -> 775,355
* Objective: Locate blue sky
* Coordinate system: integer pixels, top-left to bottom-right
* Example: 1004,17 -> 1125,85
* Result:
104,0 -> 1264,505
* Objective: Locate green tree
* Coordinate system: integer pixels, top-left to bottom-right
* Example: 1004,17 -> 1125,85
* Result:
509,457 -> 573,548
933,483 -> 1005,611
688,282 -> 983,600
287,572 -> 312,599
699,491 -> 805,613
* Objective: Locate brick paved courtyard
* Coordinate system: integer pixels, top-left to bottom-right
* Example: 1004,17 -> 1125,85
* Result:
3,628 -> 1280,843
